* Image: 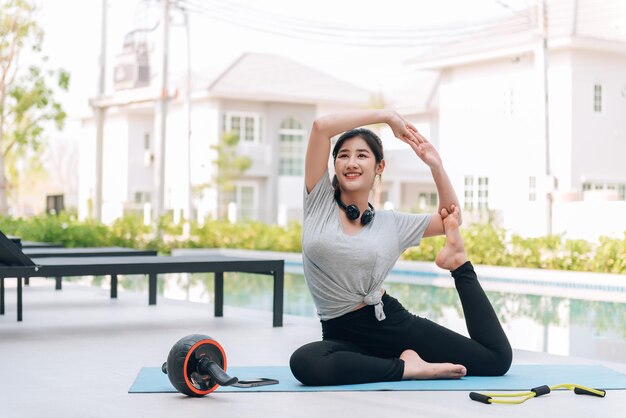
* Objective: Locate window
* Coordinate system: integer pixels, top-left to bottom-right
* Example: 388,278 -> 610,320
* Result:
238,185 -> 256,220
224,112 -> 261,143
593,84 -> 603,113
279,118 -> 306,176
464,176 -> 474,211
231,116 -> 241,136
222,184 -> 258,221
416,192 -> 437,210
503,87 -> 514,116
134,191 -> 151,203
477,177 -> 489,210
143,133 -> 152,166
46,195 -> 64,215
583,182 -> 626,200
464,175 -> 489,211
429,193 -> 438,207
418,192 -> 427,210
380,190 -> 389,206
529,176 -> 537,201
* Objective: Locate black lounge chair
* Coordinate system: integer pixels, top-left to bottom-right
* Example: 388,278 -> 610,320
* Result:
21,241 -> 64,249
23,247 -> 157,258
0,231 -> 284,326
6,235 -> 63,249
7,236 -> 157,287
22,246 -> 158,289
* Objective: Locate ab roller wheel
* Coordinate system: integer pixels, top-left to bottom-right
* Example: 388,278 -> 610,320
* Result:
162,334 -> 237,397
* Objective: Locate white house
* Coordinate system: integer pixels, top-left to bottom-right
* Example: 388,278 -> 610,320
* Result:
76,0 -> 626,241
80,52 -> 373,225
399,0 -> 626,240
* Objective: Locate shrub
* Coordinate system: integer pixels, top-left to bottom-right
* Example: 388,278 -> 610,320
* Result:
592,233 -> 626,274
0,213 -> 623,274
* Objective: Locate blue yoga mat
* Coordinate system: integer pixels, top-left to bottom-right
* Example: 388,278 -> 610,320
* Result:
129,364 -> 626,393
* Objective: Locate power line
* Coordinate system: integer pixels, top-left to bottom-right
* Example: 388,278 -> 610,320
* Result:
186,0 -> 532,36
199,0 -> 528,35
181,0 -> 536,47
494,0 -> 533,18
169,1 -> 624,50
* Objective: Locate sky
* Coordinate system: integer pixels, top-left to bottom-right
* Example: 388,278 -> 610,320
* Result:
34,0 -> 525,118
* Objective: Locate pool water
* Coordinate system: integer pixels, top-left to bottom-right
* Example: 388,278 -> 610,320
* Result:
155,271 -> 626,364
87,270 -> 626,364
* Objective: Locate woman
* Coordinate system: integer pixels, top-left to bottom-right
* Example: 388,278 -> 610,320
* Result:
290,110 -> 512,385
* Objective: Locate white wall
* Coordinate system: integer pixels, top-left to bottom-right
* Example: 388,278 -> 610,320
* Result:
189,102 -> 219,185
546,50 -> 574,190
269,102 -> 315,223
126,113 -> 154,203
187,100 -> 220,220
570,49 -> 626,188
78,120 -> 95,219
101,114 -> 129,223
277,176 -> 304,221
78,113 -> 130,222
163,106 -> 189,214
429,48 -> 626,238
437,58 -> 549,234
553,200 -> 626,241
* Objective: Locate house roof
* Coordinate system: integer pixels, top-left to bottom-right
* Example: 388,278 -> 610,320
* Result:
206,52 -> 371,106
378,71 -> 441,115
407,0 -> 626,70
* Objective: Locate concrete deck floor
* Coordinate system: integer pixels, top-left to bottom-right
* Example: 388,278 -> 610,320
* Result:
1,278 -> 625,418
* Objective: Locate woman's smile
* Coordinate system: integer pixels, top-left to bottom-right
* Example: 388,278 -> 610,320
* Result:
344,172 -> 361,180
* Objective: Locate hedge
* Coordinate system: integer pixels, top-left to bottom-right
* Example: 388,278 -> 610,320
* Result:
0,213 -> 623,274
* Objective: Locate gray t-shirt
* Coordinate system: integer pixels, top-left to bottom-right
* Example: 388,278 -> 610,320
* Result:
302,171 -> 431,321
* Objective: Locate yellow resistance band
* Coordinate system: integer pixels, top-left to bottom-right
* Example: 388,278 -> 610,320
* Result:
470,384 -> 606,405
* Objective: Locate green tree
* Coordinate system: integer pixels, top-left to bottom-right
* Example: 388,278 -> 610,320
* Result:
210,131 -> 252,219
0,0 -> 69,214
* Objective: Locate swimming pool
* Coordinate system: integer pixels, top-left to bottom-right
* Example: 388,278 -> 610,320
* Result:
149,268 -> 626,364
71,253 -> 624,365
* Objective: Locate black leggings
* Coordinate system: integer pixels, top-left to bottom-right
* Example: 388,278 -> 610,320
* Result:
289,261 -> 512,386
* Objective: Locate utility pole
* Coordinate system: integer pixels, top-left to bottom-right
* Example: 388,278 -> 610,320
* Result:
537,0 -> 553,235
93,0 -> 107,222
153,0 -> 170,224
183,9 -> 193,224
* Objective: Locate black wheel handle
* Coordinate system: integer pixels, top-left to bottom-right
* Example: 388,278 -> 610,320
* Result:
198,357 -> 239,386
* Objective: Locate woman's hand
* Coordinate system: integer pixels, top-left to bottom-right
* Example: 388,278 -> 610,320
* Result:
406,131 -> 442,169
387,112 -> 442,169
387,111 -> 420,143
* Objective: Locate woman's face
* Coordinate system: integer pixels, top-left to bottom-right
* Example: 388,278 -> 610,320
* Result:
334,136 -> 384,193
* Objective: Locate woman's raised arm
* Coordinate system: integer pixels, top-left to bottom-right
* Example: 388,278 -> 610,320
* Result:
404,131 -> 462,236
305,110 -> 416,192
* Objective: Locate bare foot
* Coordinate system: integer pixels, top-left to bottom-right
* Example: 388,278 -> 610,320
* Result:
400,350 -> 466,380
435,205 -> 469,271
